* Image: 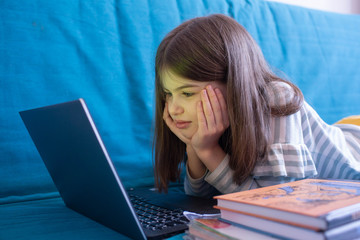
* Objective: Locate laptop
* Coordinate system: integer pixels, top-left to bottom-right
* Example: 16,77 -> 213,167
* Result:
19,99 -> 218,240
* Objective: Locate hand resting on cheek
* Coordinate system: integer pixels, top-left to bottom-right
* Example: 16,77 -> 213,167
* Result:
163,84 -> 229,164
190,85 -> 229,156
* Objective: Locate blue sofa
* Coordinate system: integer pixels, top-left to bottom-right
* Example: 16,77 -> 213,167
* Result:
1,0 -> 360,239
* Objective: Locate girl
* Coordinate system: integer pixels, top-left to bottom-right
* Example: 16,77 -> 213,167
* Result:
153,14 -> 360,197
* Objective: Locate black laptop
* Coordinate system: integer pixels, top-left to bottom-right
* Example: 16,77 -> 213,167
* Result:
19,99 -> 218,240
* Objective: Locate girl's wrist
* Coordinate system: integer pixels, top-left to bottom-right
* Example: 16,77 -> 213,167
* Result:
186,144 -> 195,153
194,144 -> 226,172
186,144 -> 207,179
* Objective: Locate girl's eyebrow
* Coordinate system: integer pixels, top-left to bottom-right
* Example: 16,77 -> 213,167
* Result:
163,84 -> 201,92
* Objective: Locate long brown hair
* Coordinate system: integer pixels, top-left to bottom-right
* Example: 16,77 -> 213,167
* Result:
153,14 -> 303,192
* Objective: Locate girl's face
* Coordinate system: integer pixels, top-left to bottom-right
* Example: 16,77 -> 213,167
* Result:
161,71 -> 226,139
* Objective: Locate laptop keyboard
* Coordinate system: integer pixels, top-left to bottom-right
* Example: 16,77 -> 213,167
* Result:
129,194 -> 189,231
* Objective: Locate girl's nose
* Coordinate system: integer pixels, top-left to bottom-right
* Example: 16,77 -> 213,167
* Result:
168,99 -> 184,116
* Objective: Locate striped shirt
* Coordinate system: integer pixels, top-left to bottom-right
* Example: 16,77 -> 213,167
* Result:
184,82 -> 360,197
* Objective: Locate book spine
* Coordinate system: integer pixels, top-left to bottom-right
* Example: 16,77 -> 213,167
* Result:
219,218 -> 291,240
325,220 -> 360,240
326,205 -> 360,229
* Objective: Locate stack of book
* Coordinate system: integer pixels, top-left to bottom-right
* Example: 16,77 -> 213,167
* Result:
186,179 -> 360,240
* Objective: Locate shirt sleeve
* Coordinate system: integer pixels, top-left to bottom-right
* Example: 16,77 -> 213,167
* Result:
184,155 -> 252,196
204,155 -> 253,193
266,81 -> 296,108
253,143 -> 318,178
253,82 -> 318,178
184,154 -> 303,195
193,154 -> 300,194
184,163 -> 220,198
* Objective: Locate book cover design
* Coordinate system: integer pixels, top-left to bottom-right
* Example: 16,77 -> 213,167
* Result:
215,179 -> 360,217
196,218 -> 231,229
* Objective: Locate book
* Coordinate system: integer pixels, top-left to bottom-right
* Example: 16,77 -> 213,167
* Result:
219,209 -> 360,240
214,179 -> 360,231
186,218 -> 278,240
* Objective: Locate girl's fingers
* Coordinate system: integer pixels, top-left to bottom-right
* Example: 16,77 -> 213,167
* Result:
214,88 -> 229,128
200,88 -> 215,129
206,85 -> 223,126
196,101 -> 207,129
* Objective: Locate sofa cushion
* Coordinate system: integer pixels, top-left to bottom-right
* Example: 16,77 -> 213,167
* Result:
0,197 -> 128,239
0,0 -> 359,202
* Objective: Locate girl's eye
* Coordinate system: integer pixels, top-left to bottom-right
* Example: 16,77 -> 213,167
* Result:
164,91 -> 172,98
182,92 -> 194,97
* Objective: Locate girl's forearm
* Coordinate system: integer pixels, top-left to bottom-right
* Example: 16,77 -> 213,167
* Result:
195,145 -> 227,172
186,145 -> 207,179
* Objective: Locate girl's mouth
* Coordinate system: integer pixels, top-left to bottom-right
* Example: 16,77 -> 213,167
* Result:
175,120 -> 191,129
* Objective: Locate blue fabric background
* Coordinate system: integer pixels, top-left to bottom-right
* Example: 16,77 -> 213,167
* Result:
1,0 -> 360,239
1,0 -> 360,203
